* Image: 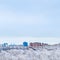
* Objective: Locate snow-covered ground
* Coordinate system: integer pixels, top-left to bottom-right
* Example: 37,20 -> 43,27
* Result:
0,46 -> 60,60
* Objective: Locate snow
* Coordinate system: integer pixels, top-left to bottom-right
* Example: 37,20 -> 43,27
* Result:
0,46 -> 60,60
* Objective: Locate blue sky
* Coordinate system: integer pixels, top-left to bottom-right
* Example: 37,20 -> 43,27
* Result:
0,0 -> 60,44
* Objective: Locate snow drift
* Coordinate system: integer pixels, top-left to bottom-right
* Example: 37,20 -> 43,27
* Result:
0,45 -> 60,60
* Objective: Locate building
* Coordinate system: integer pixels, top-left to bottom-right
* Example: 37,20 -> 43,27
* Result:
30,42 -> 41,48
2,43 -> 8,47
23,42 -> 28,47
30,42 -> 48,48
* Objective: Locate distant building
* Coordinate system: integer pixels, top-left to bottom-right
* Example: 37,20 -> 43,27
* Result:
23,42 -> 28,47
7,44 -> 24,49
2,43 -> 8,47
30,42 -> 41,48
42,43 -> 48,46
30,42 -> 48,48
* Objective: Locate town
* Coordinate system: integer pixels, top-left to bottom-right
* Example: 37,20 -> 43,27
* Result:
0,42 -> 50,50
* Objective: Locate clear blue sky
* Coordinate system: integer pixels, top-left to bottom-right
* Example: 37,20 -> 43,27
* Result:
0,0 -> 60,44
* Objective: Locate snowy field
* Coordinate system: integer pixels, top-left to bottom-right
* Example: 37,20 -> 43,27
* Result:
0,46 -> 60,60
